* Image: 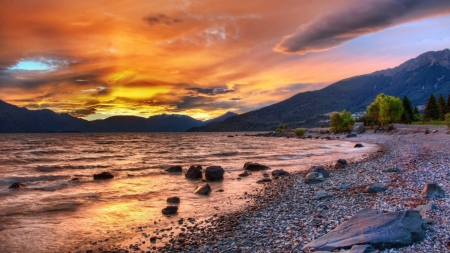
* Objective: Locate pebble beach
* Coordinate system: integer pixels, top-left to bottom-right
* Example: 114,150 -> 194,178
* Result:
77,124 -> 450,253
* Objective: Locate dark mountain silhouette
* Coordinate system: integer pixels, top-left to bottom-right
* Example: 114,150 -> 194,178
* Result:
206,49 -> 450,131
0,101 -> 227,133
186,111 -> 238,132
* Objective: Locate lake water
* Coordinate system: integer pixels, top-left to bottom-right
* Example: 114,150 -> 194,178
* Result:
0,133 -> 377,252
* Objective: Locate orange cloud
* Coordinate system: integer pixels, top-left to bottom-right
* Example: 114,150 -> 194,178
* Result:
0,0 -> 449,120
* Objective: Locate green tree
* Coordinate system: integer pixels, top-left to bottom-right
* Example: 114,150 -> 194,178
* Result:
366,94 -> 403,125
437,93 -> 447,121
413,107 -> 419,114
275,124 -> 289,133
401,95 -> 414,124
330,110 -> 355,133
424,93 -> 439,121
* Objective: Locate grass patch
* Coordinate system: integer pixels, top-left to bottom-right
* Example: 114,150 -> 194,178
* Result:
411,120 -> 445,126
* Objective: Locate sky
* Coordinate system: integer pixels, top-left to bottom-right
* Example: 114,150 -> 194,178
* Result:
1,0 -> 450,121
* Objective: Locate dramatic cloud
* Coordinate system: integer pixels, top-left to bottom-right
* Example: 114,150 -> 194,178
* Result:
0,0 -> 449,120
275,0 -> 450,54
186,87 -> 235,96
143,14 -> 182,26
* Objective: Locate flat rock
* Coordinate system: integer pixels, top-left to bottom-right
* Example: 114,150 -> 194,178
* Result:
307,166 -> 330,178
303,209 -> 425,251
194,183 -> 211,195
304,172 -> 324,184
205,166 -> 224,181
315,244 -> 375,253
8,182 -> 25,189
185,165 -> 202,179
420,182 -> 445,199
314,190 -> 328,200
243,162 -> 270,171
364,183 -> 387,193
382,167 -> 403,173
167,196 -> 180,204
93,172 -> 114,180
162,206 -> 178,215
271,169 -> 289,176
165,166 -> 182,173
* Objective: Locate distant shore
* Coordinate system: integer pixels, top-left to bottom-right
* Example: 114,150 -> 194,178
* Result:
75,124 -> 450,253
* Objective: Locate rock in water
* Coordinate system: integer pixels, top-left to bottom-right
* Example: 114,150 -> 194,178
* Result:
8,182 -> 25,189
271,169 -> 289,176
205,166 -> 224,181
167,196 -> 180,204
364,183 -> 387,193
243,162 -> 270,171
335,159 -> 348,169
185,165 -> 202,179
162,206 -> 178,215
238,171 -> 249,177
354,143 -> 364,148
194,183 -> 211,195
165,166 -> 182,173
420,182 -> 445,199
307,166 -> 330,178
93,172 -> 114,180
303,209 -> 425,251
304,172 -> 324,184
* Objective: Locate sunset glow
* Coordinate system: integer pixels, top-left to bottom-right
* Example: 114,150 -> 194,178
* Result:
1,0 -> 450,120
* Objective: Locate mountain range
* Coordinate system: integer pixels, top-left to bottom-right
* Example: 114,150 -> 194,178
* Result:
203,48 -> 450,131
0,100 -> 237,133
1,49 -> 449,132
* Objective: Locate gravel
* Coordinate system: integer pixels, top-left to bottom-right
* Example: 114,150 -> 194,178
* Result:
78,124 -> 450,253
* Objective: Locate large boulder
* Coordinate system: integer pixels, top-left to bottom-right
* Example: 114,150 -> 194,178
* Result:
304,172 -> 324,184
165,166 -> 182,173
335,159 -> 348,169
243,162 -> 270,171
93,172 -> 114,180
353,122 -> 365,134
420,182 -> 445,199
205,166 -> 224,181
303,209 -> 425,251
185,165 -> 202,179
162,206 -> 178,215
307,166 -> 330,178
194,183 -> 212,195
8,182 -> 25,189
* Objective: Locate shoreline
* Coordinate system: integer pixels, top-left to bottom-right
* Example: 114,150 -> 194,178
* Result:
74,124 -> 449,253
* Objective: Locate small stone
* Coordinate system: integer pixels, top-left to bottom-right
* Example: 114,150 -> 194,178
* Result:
354,143 -> 364,148
314,190 -> 328,200
363,183 -> 387,193
162,206 -> 178,215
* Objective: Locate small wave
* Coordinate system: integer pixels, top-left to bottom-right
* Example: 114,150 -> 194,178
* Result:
30,150 -> 67,155
212,151 -> 240,157
0,175 -> 70,187
112,167 -> 151,172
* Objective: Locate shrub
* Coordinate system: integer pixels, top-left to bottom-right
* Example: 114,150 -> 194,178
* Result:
445,113 -> 450,128
275,124 -> 289,133
294,128 -> 306,137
